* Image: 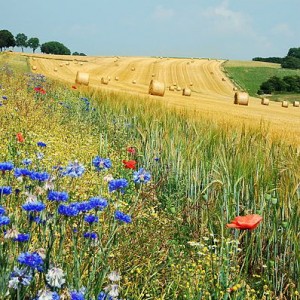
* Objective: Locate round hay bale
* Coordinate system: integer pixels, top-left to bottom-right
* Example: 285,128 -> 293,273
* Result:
101,77 -> 109,85
32,65 -> 37,71
66,62 -> 70,66
234,92 -> 249,106
190,82 -> 193,86
132,80 -> 136,84
173,82 -> 177,86
149,80 -> 165,97
293,101 -> 299,107
80,62 -> 83,66
54,67 -> 58,72
32,57 -> 36,61
182,88 -> 191,96
282,101 -> 288,108
115,76 -> 119,81
60,63 -> 63,67
261,98 -> 269,106
176,86 -> 182,91
187,62 -> 190,65
222,78 -> 226,81
75,72 -> 89,86
233,87 -> 238,91
152,73 -> 156,77
169,85 -> 175,91
131,67 -> 135,71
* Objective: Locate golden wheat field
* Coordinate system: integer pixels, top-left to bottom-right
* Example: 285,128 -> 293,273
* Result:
20,52 -> 300,144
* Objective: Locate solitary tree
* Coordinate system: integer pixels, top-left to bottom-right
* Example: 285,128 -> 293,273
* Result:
15,33 -> 28,52
41,41 -> 71,55
0,29 -> 15,51
27,37 -> 40,53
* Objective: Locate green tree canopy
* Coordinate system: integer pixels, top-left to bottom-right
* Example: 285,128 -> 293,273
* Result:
15,33 -> 28,52
72,51 -> 86,56
27,37 -> 40,53
0,29 -> 16,51
41,41 -> 71,55
287,47 -> 300,59
281,56 -> 300,69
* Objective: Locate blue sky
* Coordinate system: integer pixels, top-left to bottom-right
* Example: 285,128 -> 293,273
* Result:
2,0 -> 299,60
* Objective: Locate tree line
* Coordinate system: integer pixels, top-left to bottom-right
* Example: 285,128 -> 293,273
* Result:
258,75 -> 300,94
0,29 -> 85,56
253,47 -> 300,69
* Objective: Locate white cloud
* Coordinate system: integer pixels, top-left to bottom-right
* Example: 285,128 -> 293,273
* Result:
272,23 -> 295,38
152,5 -> 175,21
202,1 -> 252,34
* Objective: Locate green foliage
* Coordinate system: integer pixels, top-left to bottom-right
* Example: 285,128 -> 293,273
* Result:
0,29 -> 15,51
252,57 -> 283,64
287,47 -> 300,59
72,51 -> 87,56
281,56 -> 300,69
259,75 -> 300,94
41,41 -> 71,55
27,37 -> 40,53
15,33 -> 28,52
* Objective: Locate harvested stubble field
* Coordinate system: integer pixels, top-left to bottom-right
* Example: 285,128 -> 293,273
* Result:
20,52 -> 300,145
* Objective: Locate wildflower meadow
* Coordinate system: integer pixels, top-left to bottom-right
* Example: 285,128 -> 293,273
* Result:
0,57 -> 299,299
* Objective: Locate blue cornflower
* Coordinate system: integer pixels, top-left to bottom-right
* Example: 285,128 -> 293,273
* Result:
29,214 -> 46,225
58,203 -> 79,217
84,215 -> 99,224
0,162 -> 14,172
83,232 -> 98,239
22,200 -> 46,212
154,157 -> 160,162
22,158 -> 32,166
108,179 -> 128,193
0,215 -> 10,226
70,290 -> 85,300
97,292 -> 113,300
114,210 -> 132,224
2,96 -> 7,100
14,233 -> 30,242
0,205 -> 5,215
62,161 -> 85,178
14,168 -> 32,177
88,197 -> 108,210
37,141 -> 47,147
76,201 -> 93,212
9,267 -> 33,289
133,168 -> 151,184
92,156 -> 112,171
30,171 -> 50,181
0,186 -> 12,195
48,191 -> 69,202
17,252 -> 44,272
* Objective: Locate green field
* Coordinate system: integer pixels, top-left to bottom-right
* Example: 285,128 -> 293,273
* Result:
223,60 -> 300,101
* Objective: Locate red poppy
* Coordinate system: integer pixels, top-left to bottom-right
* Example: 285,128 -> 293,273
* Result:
127,147 -> 136,154
226,214 -> 262,230
16,132 -> 25,143
122,160 -> 136,169
34,87 -> 46,94
72,85 -> 77,89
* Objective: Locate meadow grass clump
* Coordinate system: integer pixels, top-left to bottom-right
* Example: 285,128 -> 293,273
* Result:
0,58 -> 299,299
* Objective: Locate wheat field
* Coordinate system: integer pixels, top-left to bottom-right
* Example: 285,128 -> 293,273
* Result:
22,53 -> 300,144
